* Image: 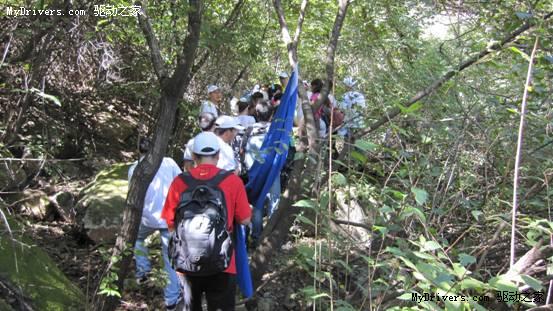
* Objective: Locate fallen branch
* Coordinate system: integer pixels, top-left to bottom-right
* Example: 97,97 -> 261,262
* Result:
331,218 -> 371,231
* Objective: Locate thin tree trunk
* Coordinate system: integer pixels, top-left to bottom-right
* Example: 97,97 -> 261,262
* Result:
313,0 -> 349,113
248,1 -> 350,307
510,37 -> 539,267
92,1 -> 202,310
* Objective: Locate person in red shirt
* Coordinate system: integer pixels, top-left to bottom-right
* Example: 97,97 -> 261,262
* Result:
162,131 -> 251,311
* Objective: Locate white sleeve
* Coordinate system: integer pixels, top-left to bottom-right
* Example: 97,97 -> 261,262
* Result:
355,92 -> 366,108
200,101 -> 209,113
128,162 -> 137,182
166,158 -> 182,177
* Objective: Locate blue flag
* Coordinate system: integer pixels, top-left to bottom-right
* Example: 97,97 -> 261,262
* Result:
235,69 -> 298,298
246,69 -> 298,207
235,224 -> 253,297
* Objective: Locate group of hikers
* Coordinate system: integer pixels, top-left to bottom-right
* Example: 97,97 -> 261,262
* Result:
128,71 -> 366,310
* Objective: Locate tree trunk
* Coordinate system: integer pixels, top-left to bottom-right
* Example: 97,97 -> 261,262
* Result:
91,1 -> 203,310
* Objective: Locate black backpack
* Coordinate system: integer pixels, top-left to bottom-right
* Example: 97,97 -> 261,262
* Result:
169,170 -> 234,276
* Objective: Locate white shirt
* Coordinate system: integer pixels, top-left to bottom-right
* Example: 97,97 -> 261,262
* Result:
200,100 -> 218,117
339,90 -> 366,136
183,135 -> 237,171
245,122 -> 271,170
216,136 -> 237,171
128,157 -> 182,228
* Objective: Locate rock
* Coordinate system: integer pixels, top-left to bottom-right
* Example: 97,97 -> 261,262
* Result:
18,189 -> 52,220
77,163 -> 130,243
56,161 -> 87,179
49,191 -> 76,223
0,218 -> 85,310
257,297 -> 276,311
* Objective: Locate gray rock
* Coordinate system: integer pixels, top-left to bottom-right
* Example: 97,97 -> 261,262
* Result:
77,163 -> 130,243
18,189 -> 51,220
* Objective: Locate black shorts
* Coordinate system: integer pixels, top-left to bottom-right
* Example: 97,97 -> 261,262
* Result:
179,272 -> 236,311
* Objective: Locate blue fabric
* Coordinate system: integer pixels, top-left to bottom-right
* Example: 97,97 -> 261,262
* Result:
235,224 -> 253,297
246,69 -> 298,208
234,69 -> 298,298
251,175 -> 281,241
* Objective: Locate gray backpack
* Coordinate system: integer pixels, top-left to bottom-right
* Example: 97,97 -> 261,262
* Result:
169,171 -> 233,276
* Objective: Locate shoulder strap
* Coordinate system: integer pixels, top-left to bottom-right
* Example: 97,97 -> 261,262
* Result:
207,170 -> 234,188
179,172 -> 200,189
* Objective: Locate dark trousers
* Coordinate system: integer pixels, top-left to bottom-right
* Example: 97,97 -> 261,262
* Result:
179,272 -> 236,311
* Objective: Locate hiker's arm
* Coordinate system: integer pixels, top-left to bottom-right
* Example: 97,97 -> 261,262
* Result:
161,176 -> 184,230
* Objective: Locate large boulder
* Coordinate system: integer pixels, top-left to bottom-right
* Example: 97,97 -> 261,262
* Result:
77,163 -> 131,243
0,218 -> 85,310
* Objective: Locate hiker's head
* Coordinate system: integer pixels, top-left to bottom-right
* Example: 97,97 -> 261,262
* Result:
192,132 -> 220,164
278,72 -> 289,88
207,85 -> 223,104
269,84 -> 282,100
251,92 -> 264,105
138,137 -> 151,154
238,97 -> 250,114
198,112 -> 217,131
255,101 -> 272,122
215,116 -> 244,143
311,78 -> 323,93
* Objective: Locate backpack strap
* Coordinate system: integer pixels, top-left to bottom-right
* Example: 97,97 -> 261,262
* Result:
179,172 -> 200,189
207,170 -> 234,188
239,126 -> 254,168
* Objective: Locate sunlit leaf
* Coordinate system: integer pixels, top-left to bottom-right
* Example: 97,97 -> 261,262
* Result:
521,274 -> 543,291
411,187 -> 428,206
458,253 -> 476,266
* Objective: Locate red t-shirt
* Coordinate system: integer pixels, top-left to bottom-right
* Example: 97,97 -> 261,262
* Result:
161,164 -> 251,274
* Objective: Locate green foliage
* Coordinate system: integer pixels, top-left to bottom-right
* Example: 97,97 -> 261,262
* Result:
97,243 -> 133,298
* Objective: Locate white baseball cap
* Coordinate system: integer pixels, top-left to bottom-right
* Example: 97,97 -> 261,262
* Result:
216,115 -> 245,131
192,132 -> 220,155
278,72 -> 289,78
207,84 -> 220,94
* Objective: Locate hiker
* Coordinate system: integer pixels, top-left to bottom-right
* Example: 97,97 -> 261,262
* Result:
339,77 -> 366,137
236,98 -> 255,128
244,101 -> 281,246
182,112 -> 217,171
215,115 -> 244,173
128,137 -> 183,310
268,84 -> 283,107
161,131 -> 252,310
278,71 -> 289,89
200,84 -> 222,117
233,99 -> 256,182
309,78 -> 329,138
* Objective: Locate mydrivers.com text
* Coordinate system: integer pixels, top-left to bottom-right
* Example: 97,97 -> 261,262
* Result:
412,292 -> 489,303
